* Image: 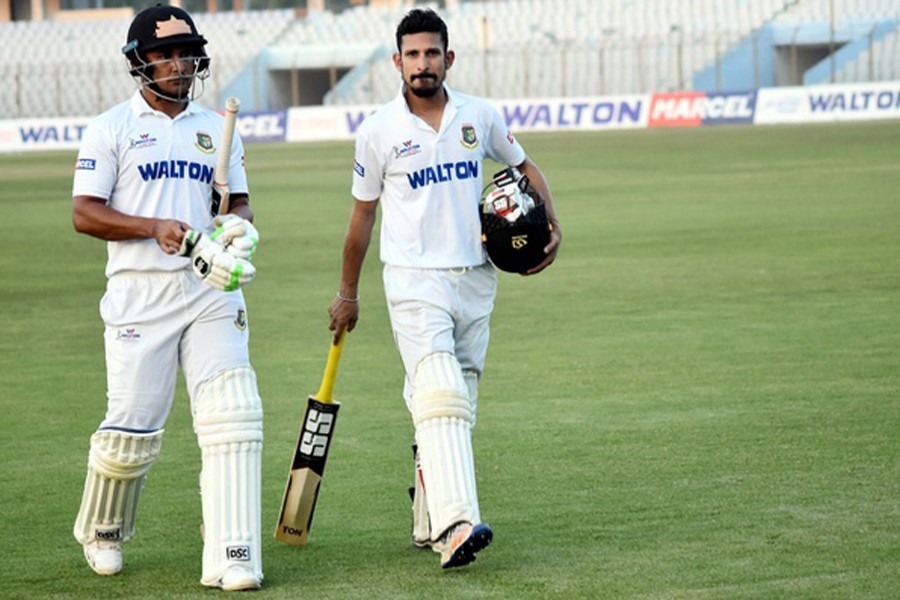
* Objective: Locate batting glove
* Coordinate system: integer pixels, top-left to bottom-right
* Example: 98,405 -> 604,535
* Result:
212,214 -> 260,261
178,229 -> 256,292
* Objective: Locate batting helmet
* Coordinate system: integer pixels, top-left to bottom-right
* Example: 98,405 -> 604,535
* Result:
122,4 -> 209,100
480,168 -> 552,274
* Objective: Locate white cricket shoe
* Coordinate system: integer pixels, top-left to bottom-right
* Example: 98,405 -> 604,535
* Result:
440,522 -> 493,569
218,566 -> 262,591
83,540 -> 123,576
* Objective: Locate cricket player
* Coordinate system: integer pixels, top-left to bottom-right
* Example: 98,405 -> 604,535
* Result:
327,8 -> 561,569
71,5 -> 263,591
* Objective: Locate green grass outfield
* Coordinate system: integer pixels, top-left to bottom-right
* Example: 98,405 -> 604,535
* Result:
1,122 -> 898,599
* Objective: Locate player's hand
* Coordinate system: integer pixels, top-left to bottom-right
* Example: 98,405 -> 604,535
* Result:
328,293 -> 359,344
523,222 -> 561,276
212,214 -> 259,260
154,219 -> 191,255
178,229 -> 256,291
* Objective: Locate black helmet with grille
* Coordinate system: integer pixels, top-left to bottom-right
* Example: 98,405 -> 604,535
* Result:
122,4 -> 208,73
480,168 -> 552,274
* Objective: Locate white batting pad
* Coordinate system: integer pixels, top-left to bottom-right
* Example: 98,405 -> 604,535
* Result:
412,353 -> 480,540
194,366 -> 263,587
462,369 -> 479,427
73,428 -> 163,545
411,444 -> 433,548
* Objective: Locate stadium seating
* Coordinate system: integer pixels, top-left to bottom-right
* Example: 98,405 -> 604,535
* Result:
835,27 -> 900,82
0,1 -> 898,118
312,0 -> 791,103
0,9 -> 294,118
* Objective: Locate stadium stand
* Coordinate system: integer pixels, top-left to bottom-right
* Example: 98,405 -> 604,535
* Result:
772,0 -> 899,85
313,0 -> 794,103
836,27 -> 900,82
0,1 -> 897,118
0,9 -> 294,118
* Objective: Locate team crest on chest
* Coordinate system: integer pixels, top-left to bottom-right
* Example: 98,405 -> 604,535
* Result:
195,132 -> 215,154
460,124 -> 478,149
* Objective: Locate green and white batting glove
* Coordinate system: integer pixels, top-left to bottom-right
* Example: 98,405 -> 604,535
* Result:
178,229 -> 256,292
212,214 -> 260,261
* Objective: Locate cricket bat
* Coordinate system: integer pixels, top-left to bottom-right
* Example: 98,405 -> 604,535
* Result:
214,96 -> 240,216
274,330 -> 347,545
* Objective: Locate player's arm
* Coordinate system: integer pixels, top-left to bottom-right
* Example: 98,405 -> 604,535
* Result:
73,194 -> 188,255
223,193 -> 253,222
515,157 -> 561,275
328,197 -> 379,343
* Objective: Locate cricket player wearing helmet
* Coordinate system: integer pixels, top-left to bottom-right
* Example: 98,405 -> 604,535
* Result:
71,4 -> 263,591
328,8 -> 561,569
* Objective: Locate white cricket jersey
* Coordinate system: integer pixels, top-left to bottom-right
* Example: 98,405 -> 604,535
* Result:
73,91 -> 248,277
352,85 -> 526,269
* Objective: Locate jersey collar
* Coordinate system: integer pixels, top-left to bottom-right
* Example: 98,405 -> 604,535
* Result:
397,83 -> 465,109
130,89 -> 202,120
396,83 -> 465,130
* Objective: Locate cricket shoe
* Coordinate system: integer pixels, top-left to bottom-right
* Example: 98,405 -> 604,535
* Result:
217,566 -> 262,591
440,522 -> 493,569
83,540 -> 122,576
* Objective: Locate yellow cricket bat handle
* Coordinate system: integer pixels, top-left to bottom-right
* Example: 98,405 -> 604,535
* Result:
316,330 -> 346,403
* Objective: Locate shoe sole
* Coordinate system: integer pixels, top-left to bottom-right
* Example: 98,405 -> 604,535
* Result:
441,524 -> 493,569
220,579 -> 262,592
218,566 -> 262,591
83,546 -> 121,576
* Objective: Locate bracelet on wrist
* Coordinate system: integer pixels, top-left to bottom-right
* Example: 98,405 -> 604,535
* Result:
336,292 -> 358,304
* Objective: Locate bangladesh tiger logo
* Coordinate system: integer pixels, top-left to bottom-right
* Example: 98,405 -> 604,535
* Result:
195,132 -> 215,154
461,124 -> 478,149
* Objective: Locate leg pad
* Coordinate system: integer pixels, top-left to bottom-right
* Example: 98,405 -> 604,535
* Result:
73,428 -> 163,545
195,367 -> 263,588
412,353 -> 480,541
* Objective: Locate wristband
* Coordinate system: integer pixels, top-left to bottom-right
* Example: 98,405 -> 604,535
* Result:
336,292 -> 358,303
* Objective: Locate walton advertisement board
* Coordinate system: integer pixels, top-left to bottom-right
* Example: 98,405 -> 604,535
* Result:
2,84 -> 899,153
755,82 -> 900,124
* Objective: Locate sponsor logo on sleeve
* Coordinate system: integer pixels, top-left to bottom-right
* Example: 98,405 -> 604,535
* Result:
76,158 -> 97,170
354,160 -> 365,177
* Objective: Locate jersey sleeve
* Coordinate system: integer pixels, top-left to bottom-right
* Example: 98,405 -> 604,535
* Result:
484,104 -> 526,167
350,128 -> 383,202
72,119 -> 118,200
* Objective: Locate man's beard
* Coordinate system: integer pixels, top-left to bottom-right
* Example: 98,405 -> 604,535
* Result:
409,74 -> 441,98
410,85 -> 441,98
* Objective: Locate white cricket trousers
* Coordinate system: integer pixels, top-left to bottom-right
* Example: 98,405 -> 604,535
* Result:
382,262 -> 496,404
99,268 -> 251,431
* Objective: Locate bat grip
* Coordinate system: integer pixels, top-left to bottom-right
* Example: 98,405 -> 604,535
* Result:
316,329 -> 346,403
215,97 -> 240,216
